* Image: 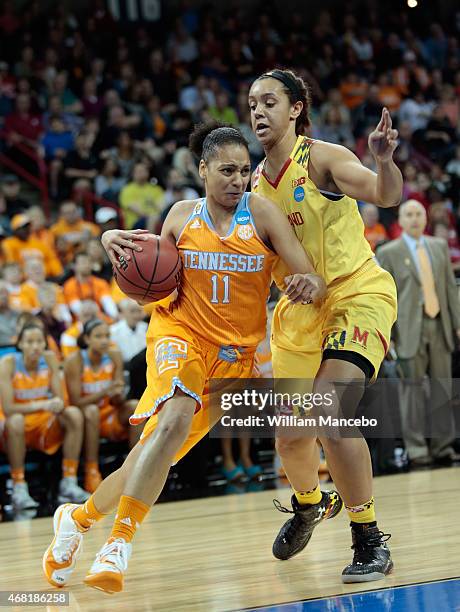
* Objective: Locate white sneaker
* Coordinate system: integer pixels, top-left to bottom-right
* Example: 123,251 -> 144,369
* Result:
57,477 -> 90,504
84,538 -> 132,593
42,503 -> 85,587
11,482 -> 39,510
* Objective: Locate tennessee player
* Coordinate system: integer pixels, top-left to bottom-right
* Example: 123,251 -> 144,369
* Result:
248,69 -> 401,582
0,324 -> 89,510
64,319 -> 139,493
42,122 -> 327,593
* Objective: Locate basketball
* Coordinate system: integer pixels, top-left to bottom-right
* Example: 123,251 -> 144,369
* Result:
113,234 -> 182,302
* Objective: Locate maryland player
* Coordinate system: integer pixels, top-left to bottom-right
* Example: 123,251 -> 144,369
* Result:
248,69 -> 401,582
42,123 -> 327,593
64,319 -> 139,493
0,324 -> 89,510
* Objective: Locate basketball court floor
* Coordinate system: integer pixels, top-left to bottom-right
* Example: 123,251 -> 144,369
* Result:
1,467 -> 459,611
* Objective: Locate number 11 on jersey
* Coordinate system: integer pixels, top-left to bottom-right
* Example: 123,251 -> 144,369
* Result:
210,274 -> 230,304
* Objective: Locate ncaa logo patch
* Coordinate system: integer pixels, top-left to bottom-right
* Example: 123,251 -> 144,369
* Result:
294,186 -> 305,202
235,210 -> 250,225
238,224 -> 254,240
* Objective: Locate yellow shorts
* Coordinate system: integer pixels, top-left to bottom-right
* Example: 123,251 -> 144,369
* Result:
100,404 -> 128,441
272,259 -> 397,382
0,410 -> 64,455
130,318 -> 256,461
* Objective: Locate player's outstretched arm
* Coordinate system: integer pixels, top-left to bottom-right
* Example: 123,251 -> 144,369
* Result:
312,108 -> 403,208
250,194 -> 326,304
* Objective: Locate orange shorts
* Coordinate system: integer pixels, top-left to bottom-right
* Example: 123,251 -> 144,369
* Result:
0,410 -> 63,455
129,319 -> 256,462
100,403 -> 128,441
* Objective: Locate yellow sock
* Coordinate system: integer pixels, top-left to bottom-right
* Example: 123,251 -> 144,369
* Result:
294,484 -> 322,506
62,458 -> 79,478
11,468 -> 25,484
110,495 -> 150,543
346,497 -> 376,524
72,496 -> 107,531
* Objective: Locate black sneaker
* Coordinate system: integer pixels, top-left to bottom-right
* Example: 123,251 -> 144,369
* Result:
272,491 -> 343,560
342,523 -> 393,583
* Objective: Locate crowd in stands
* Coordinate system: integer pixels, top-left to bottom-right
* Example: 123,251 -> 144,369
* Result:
0,1 -> 459,508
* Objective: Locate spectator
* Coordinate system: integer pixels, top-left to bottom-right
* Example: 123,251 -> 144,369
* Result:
2,262 -> 22,310
36,283 -> 67,347
110,298 -> 148,364
60,299 -> 99,358
119,161 -> 165,230
47,71 -> 82,115
361,203 -> 388,251
208,92 -> 239,125
423,105 -> 457,163
3,93 -> 42,157
86,237 -> 113,282
377,200 -> 460,467
63,132 -> 98,196
64,319 -> 140,492
42,94 -> 83,136
17,258 -> 71,324
0,279 -> 19,345
94,159 -> 126,202
63,252 -> 118,320
339,72 -> 368,110
3,214 -> 63,278
40,115 -> 74,161
1,174 -> 30,218
50,201 -> 99,262
179,75 -> 215,114
0,323 -> 89,509
432,221 -> 460,274
94,206 -> 119,233
81,76 -> 104,118
398,89 -> 434,133
100,131 -> 139,181
27,205 -> 55,246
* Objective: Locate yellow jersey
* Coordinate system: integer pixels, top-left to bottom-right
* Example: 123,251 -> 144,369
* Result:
252,135 -> 374,287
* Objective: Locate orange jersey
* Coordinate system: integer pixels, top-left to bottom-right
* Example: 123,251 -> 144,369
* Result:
80,349 -> 115,409
18,281 -> 68,312
60,321 -> 83,358
153,193 -> 276,349
63,275 -> 112,310
2,236 -> 63,277
12,353 -> 52,404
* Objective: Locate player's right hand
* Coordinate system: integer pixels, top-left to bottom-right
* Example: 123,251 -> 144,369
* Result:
284,273 -> 327,304
101,228 -> 151,269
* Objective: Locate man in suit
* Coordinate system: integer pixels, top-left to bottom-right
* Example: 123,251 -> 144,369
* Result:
377,199 -> 460,466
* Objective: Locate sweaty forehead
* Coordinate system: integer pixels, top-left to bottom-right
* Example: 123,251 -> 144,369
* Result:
249,78 -> 286,98
211,144 -> 250,166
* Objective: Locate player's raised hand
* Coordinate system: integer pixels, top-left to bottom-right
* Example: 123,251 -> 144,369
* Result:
368,108 -> 399,163
101,228 -> 150,269
284,273 -> 327,305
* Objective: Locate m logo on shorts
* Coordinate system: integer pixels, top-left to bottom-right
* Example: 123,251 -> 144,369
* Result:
351,326 -> 369,348
154,337 -> 188,374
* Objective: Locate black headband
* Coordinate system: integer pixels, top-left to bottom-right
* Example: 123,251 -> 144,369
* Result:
260,70 -> 301,101
84,318 -> 104,336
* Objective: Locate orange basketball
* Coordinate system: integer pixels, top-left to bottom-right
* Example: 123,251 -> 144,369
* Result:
113,234 -> 182,302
